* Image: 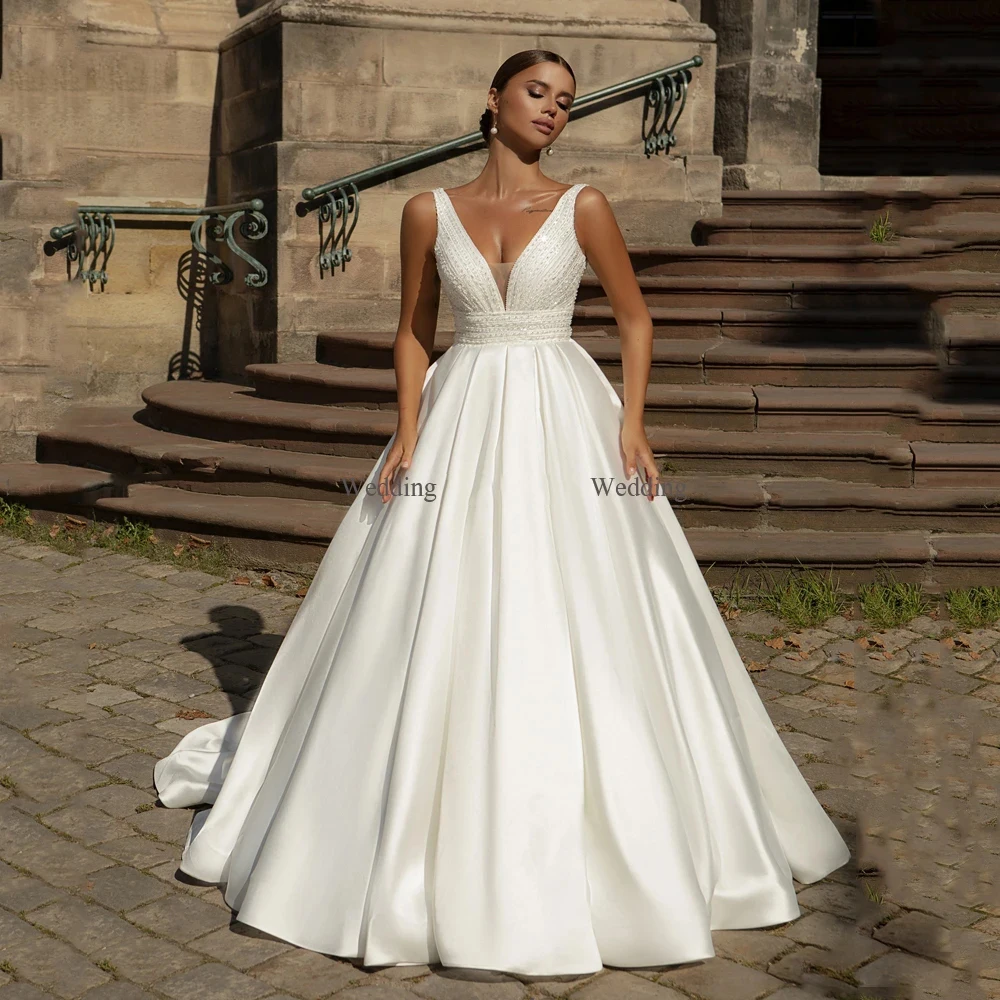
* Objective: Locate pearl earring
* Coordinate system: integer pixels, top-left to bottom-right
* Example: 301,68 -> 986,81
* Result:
490,113 -> 498,135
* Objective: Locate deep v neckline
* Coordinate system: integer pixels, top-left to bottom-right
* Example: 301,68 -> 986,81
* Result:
439,185 -> 578,313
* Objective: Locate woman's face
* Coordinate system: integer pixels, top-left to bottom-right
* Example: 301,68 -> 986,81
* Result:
489,63 -> 576,151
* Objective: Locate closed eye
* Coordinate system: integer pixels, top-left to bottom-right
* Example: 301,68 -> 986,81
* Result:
529,89 -> 570,112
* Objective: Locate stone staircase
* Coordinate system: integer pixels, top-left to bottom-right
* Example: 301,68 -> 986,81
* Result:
4,179 -> 1000,586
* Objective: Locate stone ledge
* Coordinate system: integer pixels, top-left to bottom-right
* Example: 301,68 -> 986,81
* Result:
222,0 -> 716,50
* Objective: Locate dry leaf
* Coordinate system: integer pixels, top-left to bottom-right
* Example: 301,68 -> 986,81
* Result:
844,678 -> 855,689
942,637 -> 955,648
101,525 -> 115,538
295,587 -> 308,598
746,661 -> 767,672
765,637 -> 786,650
172,543 -> 185,557
838,651 -> 855,664
856,637 -> 870,649
25,515 -> 35,525
955,653 -> 970,661
65,515 -> 87,528
954,635 -> 972,648
882,651 -> 893,660
260,574 -> 276,588
798,650 -> 809,660
175,708 -> 212,720
785,634 -> 804,649
969,650 -> 982,660
48,524 -> 61,538
234,576 -> 251,586
149,534 -> 159,544
88,643 -> 98,649
869,634 -> 887,648
187,535 -> 211,548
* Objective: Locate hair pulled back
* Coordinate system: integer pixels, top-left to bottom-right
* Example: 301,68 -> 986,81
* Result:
478,49 -> 576,144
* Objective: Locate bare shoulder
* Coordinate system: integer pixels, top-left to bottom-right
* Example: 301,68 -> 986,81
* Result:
400,190 -> 439,247
574,184 -> 618,232
402,190 -> 438,224
576,184 -> 611,212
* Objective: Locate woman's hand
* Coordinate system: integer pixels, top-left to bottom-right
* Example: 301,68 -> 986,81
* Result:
378,424 -> 418,504
620,417 -> 659,502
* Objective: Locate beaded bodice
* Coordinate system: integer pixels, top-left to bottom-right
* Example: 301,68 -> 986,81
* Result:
432,183 -> 588,345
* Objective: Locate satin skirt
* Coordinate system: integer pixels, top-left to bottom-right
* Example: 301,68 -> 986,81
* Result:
153,338 -> 851,975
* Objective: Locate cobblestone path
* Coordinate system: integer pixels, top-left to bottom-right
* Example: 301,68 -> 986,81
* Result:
0,534 -> 997,999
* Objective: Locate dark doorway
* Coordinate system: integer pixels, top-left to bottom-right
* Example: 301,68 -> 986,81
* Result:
817,0 -> 1000,175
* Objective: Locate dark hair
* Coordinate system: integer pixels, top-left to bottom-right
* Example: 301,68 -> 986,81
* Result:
478,49 -> 576,144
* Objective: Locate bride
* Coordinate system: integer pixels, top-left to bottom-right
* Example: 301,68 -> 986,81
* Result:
154,48 -> 850,976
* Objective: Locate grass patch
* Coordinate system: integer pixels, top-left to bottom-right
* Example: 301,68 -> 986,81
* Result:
0,959 -> 15,977
96,958 -> 117,976
946,586 -> 1000,629
0,775 -> 16,793
858,573 -> 936,629
0,500 -> 234,577
713,564 -> 850,629
868,210 -> 898,244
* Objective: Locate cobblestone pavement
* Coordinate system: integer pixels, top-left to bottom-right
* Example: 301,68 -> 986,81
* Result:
0,532 -> 997,1000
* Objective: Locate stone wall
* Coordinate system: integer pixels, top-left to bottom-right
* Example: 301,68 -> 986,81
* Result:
212,0 -> 721,377
703,0 -> 822,190
0,0 -> 238,460
1,0 -> 723,450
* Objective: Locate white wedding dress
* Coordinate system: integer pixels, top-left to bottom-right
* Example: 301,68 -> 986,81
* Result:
154,182 -> 850,975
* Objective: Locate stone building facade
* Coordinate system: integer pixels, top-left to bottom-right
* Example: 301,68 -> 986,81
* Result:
0,0 -> 991,460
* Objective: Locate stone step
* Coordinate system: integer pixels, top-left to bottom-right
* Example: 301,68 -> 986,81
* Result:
667,476 -> 1000,534
934,309 -> 1000,365
694,216 -> 872,247
585,270 -> 1000,312
649,428 -> 915,486
575,304 -> 928,343
94,485 -> 345,571
130,380 -> 968,484
84,484 -> 1000,589
140,381 -> 396,458
36,406 -> 374,503
0,463 -> 117,505
683,528 -> 1000,591
313,333 -> 943,388
576,337 -> 941,388
244,364 -> 1000,441
247,363 -> 401,407
629,239 -> 1000,281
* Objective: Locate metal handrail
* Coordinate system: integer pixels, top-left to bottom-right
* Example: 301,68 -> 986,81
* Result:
297,56 -> 703,278
46,199 -> 269,290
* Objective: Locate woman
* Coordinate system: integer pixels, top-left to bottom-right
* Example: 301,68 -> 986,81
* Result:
154,48 -> 850,976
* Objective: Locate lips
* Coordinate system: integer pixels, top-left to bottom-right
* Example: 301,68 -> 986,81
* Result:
532,119 -> 554,134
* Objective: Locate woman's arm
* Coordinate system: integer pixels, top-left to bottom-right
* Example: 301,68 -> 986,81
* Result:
378,191 -> 441,503
575,186 -> 660,500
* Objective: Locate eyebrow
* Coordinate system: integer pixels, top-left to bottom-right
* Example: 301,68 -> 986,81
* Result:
525,79 -> 575,101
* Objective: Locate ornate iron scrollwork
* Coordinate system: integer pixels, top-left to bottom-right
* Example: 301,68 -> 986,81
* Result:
641,67 -> 693,158
49,199 -> 270,290
318,183 -> 360,277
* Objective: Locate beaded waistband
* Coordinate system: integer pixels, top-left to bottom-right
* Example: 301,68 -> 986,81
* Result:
452,308 -> 574,345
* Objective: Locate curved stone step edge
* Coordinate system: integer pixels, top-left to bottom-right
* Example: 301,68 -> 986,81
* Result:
95,485 -> 346,544
36,406 -> 375,490
141,381 -> 397,438
0,463 -> 116,504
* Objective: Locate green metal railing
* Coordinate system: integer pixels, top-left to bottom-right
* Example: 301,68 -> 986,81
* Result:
297,56 -> 703,278
45,200 -> 269,291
